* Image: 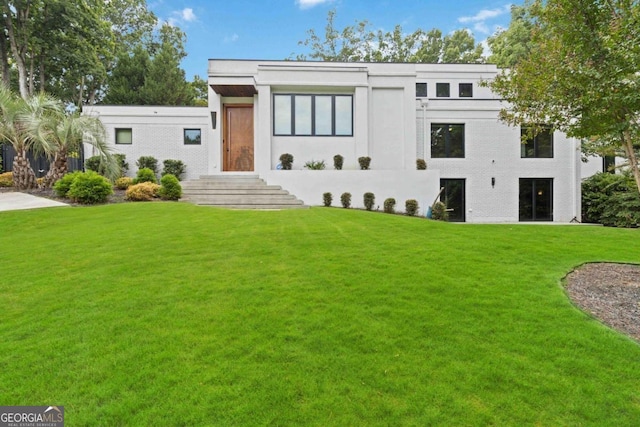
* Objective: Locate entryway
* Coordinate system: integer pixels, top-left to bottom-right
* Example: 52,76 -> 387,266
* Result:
440,179 -> 466,222
223,105 -> 254,171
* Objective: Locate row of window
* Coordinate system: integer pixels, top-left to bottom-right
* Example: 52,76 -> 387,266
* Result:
416,83 -> 473,98
115,128 -> 202,145
273,94 -> 353,137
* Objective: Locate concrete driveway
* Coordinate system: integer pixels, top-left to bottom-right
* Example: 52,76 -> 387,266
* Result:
0,192 -> 69,212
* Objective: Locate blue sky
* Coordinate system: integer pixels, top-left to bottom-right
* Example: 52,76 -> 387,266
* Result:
148,0 -> 522,80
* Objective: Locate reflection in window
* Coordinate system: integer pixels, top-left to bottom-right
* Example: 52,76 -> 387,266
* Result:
274,95 -> 292,135
315,96 -> 332,135
273,94 -> 353,136
521,126 -> 553,158
431,124 -> 465,158
416,82 -> 428,97
335,96 -> 352,136
294,95 -> 312,135
184,129 -> 201,145
459,83 -> 473,97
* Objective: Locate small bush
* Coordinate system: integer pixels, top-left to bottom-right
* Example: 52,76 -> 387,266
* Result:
358,156 -> 371,170
405,199 -> 419,216
134,167 -> 157,184
0,172 -> 13,187
279,153 -> 293,170
115,177 -> 134,190
158,174 -> 182,200
53,171 -> 82,197
431,201 -> 448,221
162,159 -> 186,180
333,154 -> 344,170
67,171 -> 113,204
84,155 -> 102,174
340,192 -> 352,208
323,192 -> 332,207
125,182 -> 161,201
136,156 -> 158,174
384,197 -> 396,214
363,192 -> 375,211
600,191 -> 640,227
304,159 -> 326,170
416,159 -> 427,170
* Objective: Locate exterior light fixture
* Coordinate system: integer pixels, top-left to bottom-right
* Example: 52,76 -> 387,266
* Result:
211,111 -> 217,129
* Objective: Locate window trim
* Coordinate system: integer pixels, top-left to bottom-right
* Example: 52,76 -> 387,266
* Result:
519,178 -> 554,221
430,123 -> 465,158
273,94 -> 354,137
115,128 -> 132,145
521,126 -> 554,158
183,128 -> 202,145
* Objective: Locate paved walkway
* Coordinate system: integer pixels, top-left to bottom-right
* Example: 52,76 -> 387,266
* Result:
0,192 -> 69,212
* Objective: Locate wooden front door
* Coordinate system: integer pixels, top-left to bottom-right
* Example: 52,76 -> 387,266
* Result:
223,105 -> 254,171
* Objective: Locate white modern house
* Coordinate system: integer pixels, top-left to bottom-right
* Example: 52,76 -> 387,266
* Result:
85,59 -> 590,222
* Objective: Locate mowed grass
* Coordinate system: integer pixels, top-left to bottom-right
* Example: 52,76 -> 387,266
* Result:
1,203 -> 639,426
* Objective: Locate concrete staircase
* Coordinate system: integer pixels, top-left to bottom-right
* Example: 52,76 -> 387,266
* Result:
181,174 -> 307,209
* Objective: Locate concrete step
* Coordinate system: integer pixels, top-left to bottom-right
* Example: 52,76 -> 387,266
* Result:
183,195 -> 301,204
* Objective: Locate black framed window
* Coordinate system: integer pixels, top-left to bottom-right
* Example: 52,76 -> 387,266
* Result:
431,124 -> 465,158
115,128 -> 132,145
519,178 -> 553,221
436,83 -> 450,97
521,126 -> 553,158
459,83 -> 473,97
440,179 -> 466,222
184,129 -> 201,145
273,94 -> 353,136
416,83 -> 428,98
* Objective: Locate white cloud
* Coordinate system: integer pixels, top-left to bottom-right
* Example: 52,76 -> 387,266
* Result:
224,33 -> 239,43
296,0 -> 334,10
458,4 -> 511,34
180,8 -> 197,22
167,7 -> 197,26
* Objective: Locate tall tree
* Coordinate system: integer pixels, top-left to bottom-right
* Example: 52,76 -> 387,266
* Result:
190,75 -> 209,107
102,45 -> 151,105
488,0 -> 640,194
487,4 -> 535,68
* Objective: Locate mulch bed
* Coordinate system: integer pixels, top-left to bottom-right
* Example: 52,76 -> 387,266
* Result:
565,263 -> 640,343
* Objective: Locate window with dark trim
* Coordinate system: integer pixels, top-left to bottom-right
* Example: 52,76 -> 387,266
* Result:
436,83 -> 450,97
431,123 -> 465,158
519,178 -> 553,221
603,155 -> 615,173
115,128 -> 132,145
416,83 -> 428,98
459,83 -> 473,97
273,94 -> 353,136
184,128 -> 201,145
521,126 -> 553,158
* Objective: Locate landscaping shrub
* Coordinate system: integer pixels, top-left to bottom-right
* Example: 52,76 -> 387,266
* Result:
582,172 -> 636,224
405,199 -> 419,216
115,154 -> 129,177
340,192 -> 351,208
384,197 -> 396,214
158,174 -> 182,200
600,191 -> 640,227
136,156 -> 159,174
67,171 -> 113,204
333,154 -> 344,170
115,177 -> 134,190
134,167 -> 157,184
125,182 -> 161,201
0,151 -> 3,174
53,171 -> 82,197
363,192 -> 375,211
431,201 -> 448,221
0,172 -> 13,187
162,159 -> 186,180
358,156 -> 371,170
84,155 -> 102,174
86,154 -> 128,177
323,192 -> 332,207
279,153 -> 293,170
416,159 -> 427,170
304,159 -> 326,170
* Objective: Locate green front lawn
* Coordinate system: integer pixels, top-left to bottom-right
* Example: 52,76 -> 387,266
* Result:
1,203 -> 639,425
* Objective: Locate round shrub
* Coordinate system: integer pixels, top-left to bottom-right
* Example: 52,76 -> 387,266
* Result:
358,156 -> 371,170
323,192 -> 332,207
340,192 -> 351,208
416,159 -> 427,170
383,197 -> 396,214
405,199 -> 419,216
0,172 -> 14,187
363,192 -> 375,211
431,201 -> 449,221
136,156 -> 158,174
333,154 -> 344,170
162,159 -> 186,180
53,171 -> 82,197
134,167 -> 157,184
158,174 -> 182,200
279,153 -> 293,170
125,182 -> 161,201
114,176 -> 134,190
67,171 -> 113,204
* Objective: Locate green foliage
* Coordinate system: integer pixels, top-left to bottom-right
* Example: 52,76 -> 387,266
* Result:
323,192 -> 332,207
333,154 -> 344,170
363,192 -> 375,211
115,154 -> 129,177
53,171 -> 82,197
102,45 -> 151,105
158,174 -> 182,200
487,5 -> 535,68
125,182 -> 161,201
416,159 -> 427,170
600,192 -> 640,228
114,177 -> 134,190
358,156 -> 371,170
340,192 -> 351,208
383,197 -> 396,214
134,167 -> 157,184
582,172 -> 639,227
304,159 -> 326,170
0,151 -> 3,174
67,171 -> 114,204
279,153 -> 293,170
85,156 -> 102,174
162,159 -> 186,180
136,156 -> 158,174
0,172 -> 13,187
405,199 -> 419,216
431,201 -> 448,221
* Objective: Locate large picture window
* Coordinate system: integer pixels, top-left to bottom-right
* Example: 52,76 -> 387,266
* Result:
521,126 -> 553,158
431,124 -> 465,158
519,178 -> 553,221
273,94 -> 353,136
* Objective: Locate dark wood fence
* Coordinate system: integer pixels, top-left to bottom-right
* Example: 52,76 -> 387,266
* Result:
1,144 -> 84,176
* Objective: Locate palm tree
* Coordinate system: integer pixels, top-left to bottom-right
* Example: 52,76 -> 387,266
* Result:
38,111 -> 119,187
0,87 -> 61,189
